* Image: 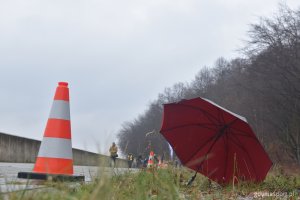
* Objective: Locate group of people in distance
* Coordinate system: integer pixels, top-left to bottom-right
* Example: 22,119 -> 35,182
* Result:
109,142 -> 163,168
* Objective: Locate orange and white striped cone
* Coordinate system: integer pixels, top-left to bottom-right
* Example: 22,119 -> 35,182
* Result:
147,151 -> 154,168
18,82 -> 84,181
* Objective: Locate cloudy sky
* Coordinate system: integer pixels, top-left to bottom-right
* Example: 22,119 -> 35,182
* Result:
0,0 -> 299,154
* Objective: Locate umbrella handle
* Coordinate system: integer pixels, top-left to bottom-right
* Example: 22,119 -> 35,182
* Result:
187,172 -> 197,186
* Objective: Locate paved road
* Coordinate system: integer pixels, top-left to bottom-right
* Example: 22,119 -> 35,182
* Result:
0,162 -> 135,194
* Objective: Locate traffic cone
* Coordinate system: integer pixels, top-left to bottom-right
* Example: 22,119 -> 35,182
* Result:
147,151 -> 154,168
18,82 -> 84,181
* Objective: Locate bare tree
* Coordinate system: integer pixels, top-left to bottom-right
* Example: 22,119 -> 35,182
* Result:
117,4 -> 300,165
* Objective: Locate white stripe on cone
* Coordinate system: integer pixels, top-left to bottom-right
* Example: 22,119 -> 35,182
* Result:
49,100 -> 70,120
38,137 -> 73,159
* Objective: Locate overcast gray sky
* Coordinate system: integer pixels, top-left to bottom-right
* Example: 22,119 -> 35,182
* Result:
0,0 -> 299,154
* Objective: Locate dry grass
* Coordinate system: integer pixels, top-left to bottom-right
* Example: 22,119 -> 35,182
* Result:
2,165 -> 300,200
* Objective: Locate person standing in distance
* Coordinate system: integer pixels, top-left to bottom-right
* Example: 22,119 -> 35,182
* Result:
109,142 -> 118,167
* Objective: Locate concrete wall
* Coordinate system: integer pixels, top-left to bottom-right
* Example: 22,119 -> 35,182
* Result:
0,132 -> 127,167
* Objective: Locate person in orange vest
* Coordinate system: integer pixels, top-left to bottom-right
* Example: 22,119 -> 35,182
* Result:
147,151 -> 155,168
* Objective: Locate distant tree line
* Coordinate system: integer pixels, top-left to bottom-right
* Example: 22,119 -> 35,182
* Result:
117,5 -> 300,165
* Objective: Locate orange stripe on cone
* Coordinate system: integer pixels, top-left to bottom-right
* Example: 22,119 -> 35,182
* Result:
54,82 -> 69,101
33,157 -> 73,175
44,119 -> 71,139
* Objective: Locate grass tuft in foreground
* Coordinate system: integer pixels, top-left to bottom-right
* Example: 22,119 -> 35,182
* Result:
4,165 -> 300,200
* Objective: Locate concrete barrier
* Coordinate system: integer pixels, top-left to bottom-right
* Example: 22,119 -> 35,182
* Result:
0,132 -> 128,167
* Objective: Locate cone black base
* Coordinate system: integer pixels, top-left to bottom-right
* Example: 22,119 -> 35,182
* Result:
18,172 -> 85,182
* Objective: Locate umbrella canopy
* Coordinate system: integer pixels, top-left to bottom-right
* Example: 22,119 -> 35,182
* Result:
160,97 -> 272,184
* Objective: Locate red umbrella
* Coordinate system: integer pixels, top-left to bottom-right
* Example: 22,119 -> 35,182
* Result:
160,97 -> 272,184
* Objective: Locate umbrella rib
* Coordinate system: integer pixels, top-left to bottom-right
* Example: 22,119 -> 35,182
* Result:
232,132 -> 259,139
178,104 -> 219,125
161,123 -> 218,133
229,127 -> 260,141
